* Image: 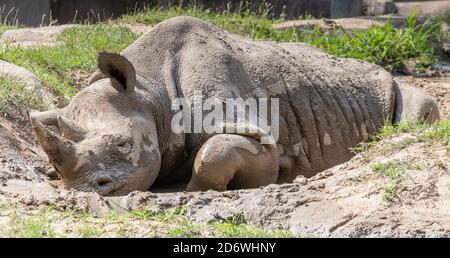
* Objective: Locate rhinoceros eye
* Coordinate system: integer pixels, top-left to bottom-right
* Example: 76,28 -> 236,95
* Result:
116,137 -> 134,155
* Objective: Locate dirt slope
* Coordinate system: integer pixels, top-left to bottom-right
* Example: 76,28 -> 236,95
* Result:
124,132 -> 448,237
1,125 -> 448,237
0,74 -> 449,237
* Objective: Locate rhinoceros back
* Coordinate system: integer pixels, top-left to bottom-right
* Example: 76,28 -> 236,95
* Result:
268,42 -> 396,175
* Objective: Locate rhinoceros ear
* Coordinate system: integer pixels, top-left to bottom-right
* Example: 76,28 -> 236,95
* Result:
97,51 -> 136,93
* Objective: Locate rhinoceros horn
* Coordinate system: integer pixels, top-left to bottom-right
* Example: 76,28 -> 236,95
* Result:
57,116 -> 86,142
28,108 -> 65,127
31,117 -> 77,168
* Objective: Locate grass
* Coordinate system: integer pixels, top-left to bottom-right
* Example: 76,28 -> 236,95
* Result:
0,24 -> 139,103
299,16 -> 440,71
377,119 -> 450,141
77,224 -> 106,237
382,182 -> 400,203
0,204 -> 296,238
351,119 -> 450,154
371,161 -> 421,179
371,161 -> 421,202
0,75 -> 46,114
1,206 -> 57,238
129,207 -> 295,238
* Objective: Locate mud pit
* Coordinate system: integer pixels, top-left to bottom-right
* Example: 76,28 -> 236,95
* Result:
0,75 -> 448,237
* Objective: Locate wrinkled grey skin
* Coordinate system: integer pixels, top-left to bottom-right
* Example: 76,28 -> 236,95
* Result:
30,16 -> 440,195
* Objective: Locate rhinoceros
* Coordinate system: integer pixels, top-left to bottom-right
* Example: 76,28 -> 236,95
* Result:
29,16 -> 439,196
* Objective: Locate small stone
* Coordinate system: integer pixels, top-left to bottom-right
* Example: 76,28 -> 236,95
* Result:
294,176 -> 308,185
308,182 -> 325,190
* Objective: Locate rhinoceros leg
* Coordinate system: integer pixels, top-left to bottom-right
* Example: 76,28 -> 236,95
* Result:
393,81 -> 440,124
186,134 -> 279,191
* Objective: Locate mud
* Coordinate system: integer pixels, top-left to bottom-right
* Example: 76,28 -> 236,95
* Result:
1,129 -> 449,237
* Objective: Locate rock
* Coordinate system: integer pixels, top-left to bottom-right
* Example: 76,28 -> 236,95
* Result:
400,58 -> 440,77
0,60 -> 54,105
442,42 -> 450,55
120,23 -> 152,34
0,25 -> 76,48
402,58 -> 422,75
273,18 -> 385,32
293,176 -> 308,185
395,1 -> 450,16
45,168 -> 59,180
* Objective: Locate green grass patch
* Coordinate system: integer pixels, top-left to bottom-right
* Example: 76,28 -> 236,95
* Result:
351,120 -> 450,154
382,181 -> 400,203
0,24 -> 139,102
377,120 -> 450,141
1,207 -> 57,238
371,161 -> 421,202
130,207 -> 296,238
0,75 -> 46,114
76,224 -> 105,237
371,161 -> 421,179
56,24 -> 139,69
297,16 -> 440,71
0,202 -> 296,238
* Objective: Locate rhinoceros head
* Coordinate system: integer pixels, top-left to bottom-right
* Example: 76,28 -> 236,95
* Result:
30,52 -> 161,196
